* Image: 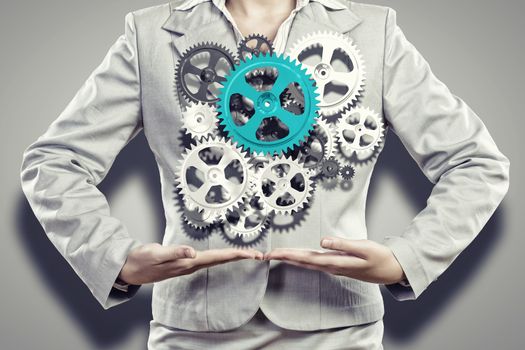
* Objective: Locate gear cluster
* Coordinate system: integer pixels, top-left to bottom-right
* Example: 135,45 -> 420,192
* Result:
173,32 -> 385,240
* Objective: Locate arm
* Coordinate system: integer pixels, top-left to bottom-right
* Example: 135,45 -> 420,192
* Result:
20,12 -> 145,310
380,7 -> 510,300
264,7 -> 510,298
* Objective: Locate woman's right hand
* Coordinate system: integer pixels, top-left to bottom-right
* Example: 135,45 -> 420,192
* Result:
117,242 -> 264,285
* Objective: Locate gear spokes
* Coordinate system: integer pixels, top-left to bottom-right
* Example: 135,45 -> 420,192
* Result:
217,52 -> 321,156
288,30 -> 366,116
238,33 -> 274,61
175,136 -> 256,216
256,155 -> 314,215
176,42 -> 237,104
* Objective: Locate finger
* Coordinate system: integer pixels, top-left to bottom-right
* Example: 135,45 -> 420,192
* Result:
265,248 -> 336,267
277,259 -> 334,274
320,236 -> 370,259
265,248 -> 367,269
192,248 -> 262,266
188,256 -> 251,271
154,245 -> 196,263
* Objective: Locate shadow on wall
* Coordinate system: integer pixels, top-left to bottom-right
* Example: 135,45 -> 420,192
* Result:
16,131 -> 506,346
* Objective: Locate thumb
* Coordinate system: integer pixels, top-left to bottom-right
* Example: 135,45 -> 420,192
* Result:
155,244 -> 196,262
320,236 -> 369,259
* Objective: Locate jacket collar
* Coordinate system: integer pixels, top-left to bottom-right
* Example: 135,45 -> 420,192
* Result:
162,0 -> 362,56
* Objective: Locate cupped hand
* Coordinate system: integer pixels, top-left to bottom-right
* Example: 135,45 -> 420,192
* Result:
263,236 -> 406,285
118,242 -> 264,285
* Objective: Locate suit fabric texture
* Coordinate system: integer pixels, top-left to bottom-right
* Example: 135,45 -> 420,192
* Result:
147,308 -> 384,349
20,0 -> 510,333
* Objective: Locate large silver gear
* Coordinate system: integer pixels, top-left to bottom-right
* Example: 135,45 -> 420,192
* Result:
336,106 -> 385,154
182,102 -> 218,140
175,136 -> 256,217
222,196 -> 270,237
256,155 -> 314,215
287,30 -> 366,116
175,42 -> 237,104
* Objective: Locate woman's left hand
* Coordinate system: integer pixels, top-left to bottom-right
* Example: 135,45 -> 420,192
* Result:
263,236 -> 407,285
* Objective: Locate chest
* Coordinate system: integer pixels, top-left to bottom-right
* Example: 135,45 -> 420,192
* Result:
139,9 -> 388,178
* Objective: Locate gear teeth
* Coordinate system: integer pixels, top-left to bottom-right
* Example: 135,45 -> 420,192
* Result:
216,52 -> 319,156
175,41 -> 236,104
255,155 -> 314,215
336,106 -> 385,154
340,165 -> 356,181
287,30 -> 366,116
174,136 -> 254,217
182,102 -> 219,140
223,196 -> 270,238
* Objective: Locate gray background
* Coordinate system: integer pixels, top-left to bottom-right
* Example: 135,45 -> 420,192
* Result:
1,0 -> 522,349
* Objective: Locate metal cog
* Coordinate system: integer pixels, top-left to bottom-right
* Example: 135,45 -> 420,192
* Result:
336,106 -> 385,154
340,165 -> 356,181
248,151 -> 273,171
219,223 -> 268,248
283,84 -> 305,108
182,206 -> 219,229
216,52 -> 321,156
238,33 -> 274,61
223,196 -> 270,237
175,41 -> 237,104
314,118 -> 337,159
182,102 -> 219,140
175,136 -> 256,217
256,155 -> 314,215
287,30 -> 366,116
228,68 -> 281,117
283,99 -> 304,115
319,156 -> 341,179
293,117 -> 336,175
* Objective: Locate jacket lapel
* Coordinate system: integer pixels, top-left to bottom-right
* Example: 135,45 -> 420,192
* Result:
284,2 -> 362,53
161,1 -> 238,57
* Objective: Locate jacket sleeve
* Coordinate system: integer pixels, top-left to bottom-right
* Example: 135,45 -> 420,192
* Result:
380,8 -> 510,301
19,12 -> 145,309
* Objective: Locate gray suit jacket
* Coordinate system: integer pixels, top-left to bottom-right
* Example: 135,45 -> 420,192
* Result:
20,0 -> 510,331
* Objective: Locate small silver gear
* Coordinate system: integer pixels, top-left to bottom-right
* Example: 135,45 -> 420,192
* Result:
182,102 -> 218,140
336,106 -> 385,154
319,156 -> 341,179
223,196 -> 270,237
175,136 -> 256,217
183,206 -> 219,229
340,165 -> 356,181
287,30 -> 366,116
256,155 -> 314,215
238,33 -> 274,61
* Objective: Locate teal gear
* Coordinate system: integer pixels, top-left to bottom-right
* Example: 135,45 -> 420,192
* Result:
216,52 -> 320,155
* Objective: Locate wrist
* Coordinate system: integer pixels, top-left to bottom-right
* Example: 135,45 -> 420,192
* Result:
113,275 -> 131,292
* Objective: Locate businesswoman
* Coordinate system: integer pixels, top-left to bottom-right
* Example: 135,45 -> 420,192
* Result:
20,0 -> 510,349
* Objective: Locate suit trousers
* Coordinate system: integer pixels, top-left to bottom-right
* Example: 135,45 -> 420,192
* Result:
147,307 -> 384,350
